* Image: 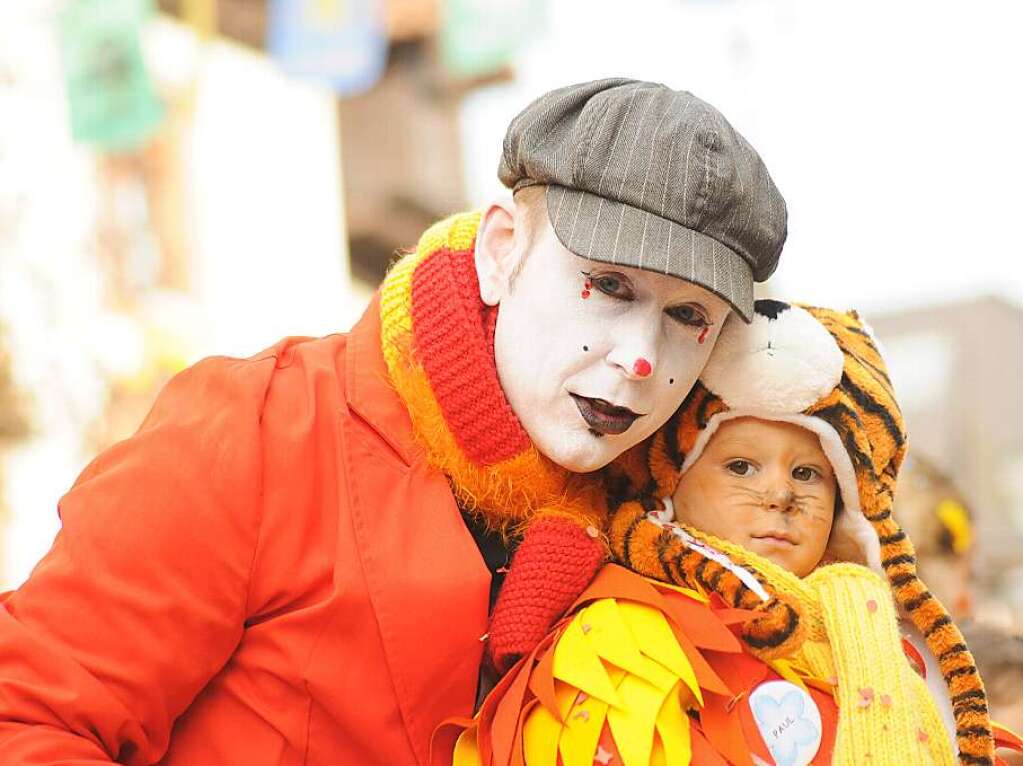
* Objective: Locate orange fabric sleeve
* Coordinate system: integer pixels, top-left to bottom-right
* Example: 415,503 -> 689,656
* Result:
0,352 -> 277,764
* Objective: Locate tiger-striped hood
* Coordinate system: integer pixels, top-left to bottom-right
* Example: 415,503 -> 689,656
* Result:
625,298 -> 994,764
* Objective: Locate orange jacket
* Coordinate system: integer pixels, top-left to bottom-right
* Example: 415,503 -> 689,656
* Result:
0,298 -> 492,765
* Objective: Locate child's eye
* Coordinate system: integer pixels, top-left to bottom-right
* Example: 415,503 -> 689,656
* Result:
666,303 -> 710,328
726,460 -> 754,476
792,466 -> 820,481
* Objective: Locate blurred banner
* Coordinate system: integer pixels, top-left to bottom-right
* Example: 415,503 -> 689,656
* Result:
440,0 -> 545,78
182,0 -> 218,39
268,0 -> 387,96
59,0 -> 165,151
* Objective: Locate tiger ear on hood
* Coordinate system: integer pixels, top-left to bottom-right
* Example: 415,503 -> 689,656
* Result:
701,300 -> 844,414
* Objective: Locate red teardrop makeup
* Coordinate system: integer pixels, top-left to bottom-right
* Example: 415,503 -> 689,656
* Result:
580,270 -> 712,347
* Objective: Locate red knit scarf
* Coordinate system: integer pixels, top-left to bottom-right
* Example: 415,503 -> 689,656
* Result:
380,212 -> 607,671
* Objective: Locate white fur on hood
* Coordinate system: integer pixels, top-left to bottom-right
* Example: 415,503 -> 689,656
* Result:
702,304 -> 844,414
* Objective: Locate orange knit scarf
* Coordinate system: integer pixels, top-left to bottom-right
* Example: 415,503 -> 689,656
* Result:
379,211 -> 605,535
380,212 -> 612,671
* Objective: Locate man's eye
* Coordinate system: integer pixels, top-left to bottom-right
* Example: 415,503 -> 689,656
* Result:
726,460 -> 754,476
667,303 -> 710,328
584,271 -> 633,300
792,466 -> 819,481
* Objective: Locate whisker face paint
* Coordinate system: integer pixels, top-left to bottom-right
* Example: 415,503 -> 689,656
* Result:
670,418 -> 838,577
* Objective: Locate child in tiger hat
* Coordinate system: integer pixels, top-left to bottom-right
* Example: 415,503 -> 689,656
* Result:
607,299 -> 993,764
444,300 -> 1006,766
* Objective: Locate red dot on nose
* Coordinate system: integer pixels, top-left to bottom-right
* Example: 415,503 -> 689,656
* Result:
633,358 -> 652,377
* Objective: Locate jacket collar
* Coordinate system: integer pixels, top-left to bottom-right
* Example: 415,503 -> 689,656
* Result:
343,293 -> 490,764
345,293 -> 418,466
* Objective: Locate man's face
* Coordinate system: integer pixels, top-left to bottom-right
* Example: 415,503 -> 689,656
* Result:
485,206 -> 730,473
671,417 -> 837,577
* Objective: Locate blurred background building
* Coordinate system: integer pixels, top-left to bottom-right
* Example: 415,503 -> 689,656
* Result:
2,0 -> 1022,736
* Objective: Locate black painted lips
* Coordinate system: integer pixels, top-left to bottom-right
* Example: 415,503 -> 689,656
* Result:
571,394 -> 642,436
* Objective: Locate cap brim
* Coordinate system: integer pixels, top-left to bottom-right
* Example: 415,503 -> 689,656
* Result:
545,185 -> 754,322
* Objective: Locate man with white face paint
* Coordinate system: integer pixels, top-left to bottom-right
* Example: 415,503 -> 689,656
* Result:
0,79 -> 786,765
478,192 -> 732,473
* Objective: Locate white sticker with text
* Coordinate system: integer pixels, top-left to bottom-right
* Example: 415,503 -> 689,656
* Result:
748,680 -> 822,766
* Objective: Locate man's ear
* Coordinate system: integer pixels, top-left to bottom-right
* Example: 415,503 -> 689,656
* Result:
475,199 -> 518,307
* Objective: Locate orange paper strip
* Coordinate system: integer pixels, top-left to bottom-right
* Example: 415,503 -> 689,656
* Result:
690,720 -> 732,766
701,693 -> 755,766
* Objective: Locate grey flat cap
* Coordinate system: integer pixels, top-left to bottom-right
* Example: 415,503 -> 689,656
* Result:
499,78 -> 787,322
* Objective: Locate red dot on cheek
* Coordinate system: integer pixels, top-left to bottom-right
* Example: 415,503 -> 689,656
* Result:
633,358 -> 652,377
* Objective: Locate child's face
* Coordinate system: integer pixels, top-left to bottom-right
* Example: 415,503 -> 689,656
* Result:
672,417 -> 837,577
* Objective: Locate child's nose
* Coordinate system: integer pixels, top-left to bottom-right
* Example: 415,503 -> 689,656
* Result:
764,485 -> 795,513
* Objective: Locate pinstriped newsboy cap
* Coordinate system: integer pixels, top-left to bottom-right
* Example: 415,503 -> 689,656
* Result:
498,78 -> 787,322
